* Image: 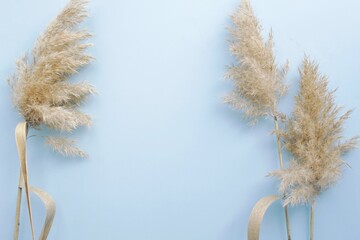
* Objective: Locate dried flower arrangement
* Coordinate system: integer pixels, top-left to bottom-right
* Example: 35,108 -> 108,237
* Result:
225,1 -> 358,240
9,0 -> 94,239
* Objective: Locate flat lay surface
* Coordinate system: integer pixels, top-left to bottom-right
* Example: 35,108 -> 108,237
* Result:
0,0 -> 359,239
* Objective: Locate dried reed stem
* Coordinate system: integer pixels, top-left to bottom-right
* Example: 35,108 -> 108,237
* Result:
310,203 -> 315,240
13,171 -> 23,240
274,116 -> 291,240
274,116 -> 284,168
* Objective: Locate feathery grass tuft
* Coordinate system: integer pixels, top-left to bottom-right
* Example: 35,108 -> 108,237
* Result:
45,137 -> 88,158
224,0 -> 288,124
9,0 -> 94,157
271,57 -> 358,206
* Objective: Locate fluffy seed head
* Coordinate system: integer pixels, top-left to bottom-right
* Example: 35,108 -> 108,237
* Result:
9,0 -> 95,157
270,57 -> 358,206
224,0 -> 288,123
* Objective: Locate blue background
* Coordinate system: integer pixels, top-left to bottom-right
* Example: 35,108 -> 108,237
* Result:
0,0 -> 359,239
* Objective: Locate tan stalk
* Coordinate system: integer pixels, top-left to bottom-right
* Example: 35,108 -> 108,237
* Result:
13,122 -> 56,240
13,171 -> 23,240
274,116 -> 291,240
14,122 -> 35,240
310,203 -> 315,240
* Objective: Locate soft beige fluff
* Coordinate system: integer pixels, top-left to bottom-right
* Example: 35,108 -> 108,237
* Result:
271,58 -> 358,206
9,0 -> 95,157
224,0 -> 288,124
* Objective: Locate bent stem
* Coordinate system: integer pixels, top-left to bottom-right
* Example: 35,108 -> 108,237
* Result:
310,203 -> 315,240
14,122 -> 35,240
274,116 -> 291,240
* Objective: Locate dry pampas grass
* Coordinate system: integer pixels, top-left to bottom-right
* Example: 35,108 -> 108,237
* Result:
271,57 -> 358,206
9,0 -> 95,157
225,1 -> 292,238
224,0 -> 289,124
224,0 -> 358,238
45,137 -> 88,158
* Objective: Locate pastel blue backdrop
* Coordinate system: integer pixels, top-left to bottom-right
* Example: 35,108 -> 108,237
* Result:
0,0 -> 359,239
